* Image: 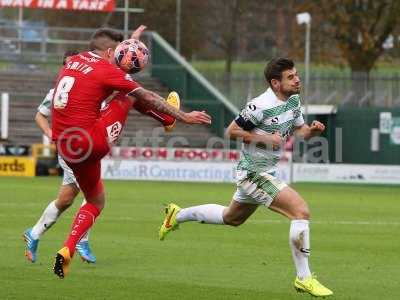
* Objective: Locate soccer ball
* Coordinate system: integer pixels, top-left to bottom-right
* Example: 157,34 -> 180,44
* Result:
114,39 -> 149,74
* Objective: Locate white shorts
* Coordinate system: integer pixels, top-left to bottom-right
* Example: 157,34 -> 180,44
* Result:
233,169 -> 287,207
58,154 -> 79,187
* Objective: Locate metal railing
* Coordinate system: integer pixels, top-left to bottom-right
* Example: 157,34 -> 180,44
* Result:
0,23 -> 153,64
200,71 -> 400,109
2,23 -> 398,108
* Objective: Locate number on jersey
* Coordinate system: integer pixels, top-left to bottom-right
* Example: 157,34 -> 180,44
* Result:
53,76 -> 75,109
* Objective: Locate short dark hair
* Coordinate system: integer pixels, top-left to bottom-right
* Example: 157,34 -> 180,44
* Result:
89,28 -> 124,51
264,58 -> 295,86
62,50 -> 79,65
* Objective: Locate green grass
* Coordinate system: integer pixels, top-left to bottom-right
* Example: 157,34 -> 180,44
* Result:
1,177 -> 399,300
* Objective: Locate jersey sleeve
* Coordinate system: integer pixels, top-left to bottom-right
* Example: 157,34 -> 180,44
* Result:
37,89 -> 54,117
234,101 -> 264,131
102,66 -> 142,94
290,95 -> 305,127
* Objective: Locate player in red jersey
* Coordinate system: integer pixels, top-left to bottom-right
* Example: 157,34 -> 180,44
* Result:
24,25 -> 178,265
23,38 -> 178,264
52,28 -> 211,278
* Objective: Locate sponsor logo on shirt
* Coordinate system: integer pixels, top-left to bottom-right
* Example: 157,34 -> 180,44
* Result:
248,104 -> 256,111
106,121 -> 123,143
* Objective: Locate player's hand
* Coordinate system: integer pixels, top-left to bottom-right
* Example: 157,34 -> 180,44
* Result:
131,25 -> 147,40
269,131 -> 283,150
310,120 -> 325,135
183,111 -> 212,125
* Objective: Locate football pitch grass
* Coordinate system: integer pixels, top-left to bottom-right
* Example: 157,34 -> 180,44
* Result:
1,177 -> 399,300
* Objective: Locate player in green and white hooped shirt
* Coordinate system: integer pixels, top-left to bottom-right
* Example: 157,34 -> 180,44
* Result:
23,50 -> 98,264
159,58 -> 333,297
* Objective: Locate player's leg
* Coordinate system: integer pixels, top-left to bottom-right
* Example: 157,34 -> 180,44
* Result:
75,199 -> 97,263
133,91 -> 179,131
53,104 -> 120,278
159,170 -> 270,240
59,156 -> 97,263
269,186 -> 333,297
270,187 -> 311,279
176,200 -> 257,226
159,200 -> 258,240
53,95 -> 137,277
53,159 -> 104,278
23,164 -> 79,263
58,157 -> 97,263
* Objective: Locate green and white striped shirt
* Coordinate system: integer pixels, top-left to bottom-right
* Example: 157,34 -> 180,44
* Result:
37,89 -> 54,117
237,88 -> 304,173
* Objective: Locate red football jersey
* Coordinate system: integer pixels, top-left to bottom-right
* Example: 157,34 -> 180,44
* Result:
52,51 -> 141,140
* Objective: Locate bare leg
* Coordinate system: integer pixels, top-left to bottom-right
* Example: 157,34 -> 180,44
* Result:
270,186 -> 311,280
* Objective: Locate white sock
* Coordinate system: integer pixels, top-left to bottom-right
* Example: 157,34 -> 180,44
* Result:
289,220 -> 312,280
31,200 -> 60,240
176,204 -> 225,224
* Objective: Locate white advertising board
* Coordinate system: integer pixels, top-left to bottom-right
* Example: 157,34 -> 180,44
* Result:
102,157 -> 400,185
293,163 -> 400,185
101,159 -> 292,184
102,159 -> 237,183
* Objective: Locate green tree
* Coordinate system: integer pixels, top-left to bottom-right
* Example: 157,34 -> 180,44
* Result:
315,0 -> 400,104
198,0 -> 252,95
320,0 -> 400,73
127,0 -> 204,58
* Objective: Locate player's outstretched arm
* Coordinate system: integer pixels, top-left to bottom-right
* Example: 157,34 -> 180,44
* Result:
129,88 -> 212,125
131,25 -> 147,40
294,121 -> 325,140
35,111 -> 52,139
226,120 -> 283,150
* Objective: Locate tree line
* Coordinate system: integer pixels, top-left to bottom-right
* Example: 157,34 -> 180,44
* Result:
2,0 -> 400,80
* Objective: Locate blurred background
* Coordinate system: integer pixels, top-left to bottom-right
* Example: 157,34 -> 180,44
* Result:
1,0 -> 400,181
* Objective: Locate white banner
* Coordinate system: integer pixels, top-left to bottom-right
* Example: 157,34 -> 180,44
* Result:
294,163 -> 400,185
101,159 -> 292,184
102,159 -> 237,183
102,159 -> 400,185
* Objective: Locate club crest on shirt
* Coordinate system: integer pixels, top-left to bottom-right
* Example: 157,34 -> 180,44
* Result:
293,108 -> 301,118
106,121 -> 123,143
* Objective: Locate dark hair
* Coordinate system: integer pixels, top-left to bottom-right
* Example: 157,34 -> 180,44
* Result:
62,50 -> 79,65
89,28 -> 124,51
264,58 -> 295,86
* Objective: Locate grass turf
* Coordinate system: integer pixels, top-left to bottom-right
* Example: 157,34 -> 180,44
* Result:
1,177 -> 399,299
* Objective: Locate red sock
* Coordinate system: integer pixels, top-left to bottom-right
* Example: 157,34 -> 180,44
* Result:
64,202 -> 101,256
133,100 -> 175,126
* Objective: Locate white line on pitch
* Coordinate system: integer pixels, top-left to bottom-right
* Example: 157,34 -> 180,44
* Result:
2,213 -> 398,226
247,219 -> 400,226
